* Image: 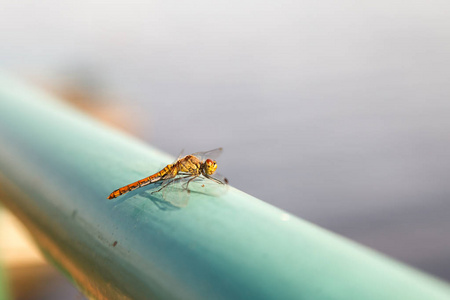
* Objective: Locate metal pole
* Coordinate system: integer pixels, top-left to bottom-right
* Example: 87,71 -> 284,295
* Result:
0,74 -> 449,300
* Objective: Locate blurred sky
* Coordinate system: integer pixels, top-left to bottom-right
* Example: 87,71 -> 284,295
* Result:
1,0 -> 450,281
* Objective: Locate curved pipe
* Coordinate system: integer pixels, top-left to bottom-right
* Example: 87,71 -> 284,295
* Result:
0,75 -> 449,299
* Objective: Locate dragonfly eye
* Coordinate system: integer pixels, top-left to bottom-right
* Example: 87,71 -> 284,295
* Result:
205,159 -> 218,175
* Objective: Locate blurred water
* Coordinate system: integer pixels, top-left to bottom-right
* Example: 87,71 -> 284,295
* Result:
1,0 -> 450,282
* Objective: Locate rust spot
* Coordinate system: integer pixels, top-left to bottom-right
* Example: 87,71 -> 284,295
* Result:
113,241 -> 118,247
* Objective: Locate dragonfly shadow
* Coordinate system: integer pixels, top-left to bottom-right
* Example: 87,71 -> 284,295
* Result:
107,184 -> 180,211
107,189 -> 138,205
138,190 -> 181,211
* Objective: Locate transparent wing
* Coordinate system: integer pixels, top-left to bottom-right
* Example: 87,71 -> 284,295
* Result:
207,172 -> 228,185
159,173 -> 228,206
190,148 -> 223,162
161,176 -> 192,207
175,149 -> 185,161
192,173 -> 229,197
164,149 -> 185,166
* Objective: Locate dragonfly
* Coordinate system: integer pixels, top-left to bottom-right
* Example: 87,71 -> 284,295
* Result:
107,148 -> 228,207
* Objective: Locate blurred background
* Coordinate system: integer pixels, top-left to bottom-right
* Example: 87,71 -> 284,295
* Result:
1,0 -> 450,298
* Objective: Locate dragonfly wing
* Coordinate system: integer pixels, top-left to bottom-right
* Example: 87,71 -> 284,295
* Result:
175,149 -> 185,161
164,149 -> 185,166
192,174 -> 229,197
161,176 -> 191,207
191,148 -> 223,161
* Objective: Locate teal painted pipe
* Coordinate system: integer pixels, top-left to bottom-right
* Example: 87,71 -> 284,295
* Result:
0,74 -> 449,300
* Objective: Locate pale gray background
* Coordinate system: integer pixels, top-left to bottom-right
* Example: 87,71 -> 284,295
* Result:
1,0 -> 449,290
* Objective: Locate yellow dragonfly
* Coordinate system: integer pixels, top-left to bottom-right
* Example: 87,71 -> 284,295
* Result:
107,148 -> 228,206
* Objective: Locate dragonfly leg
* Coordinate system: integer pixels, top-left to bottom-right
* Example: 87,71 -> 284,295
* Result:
184,176 -> 199,190
204,174 -> 226,185
151,175 -> 192,194
151,179 -> 175,194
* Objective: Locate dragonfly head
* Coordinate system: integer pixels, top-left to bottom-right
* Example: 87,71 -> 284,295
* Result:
203,159 -> 218,175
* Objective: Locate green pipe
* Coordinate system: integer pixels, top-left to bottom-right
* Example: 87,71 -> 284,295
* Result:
0,74 -> 449,300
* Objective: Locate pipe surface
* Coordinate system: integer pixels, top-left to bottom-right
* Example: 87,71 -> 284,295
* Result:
0,75 -> 449,300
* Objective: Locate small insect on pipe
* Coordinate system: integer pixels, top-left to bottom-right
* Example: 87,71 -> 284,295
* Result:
107,148 -> 228,207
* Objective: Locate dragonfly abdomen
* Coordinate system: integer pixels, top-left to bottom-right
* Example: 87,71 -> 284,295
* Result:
148,164 -> 176,181
107,177 -> 151,199
107,164 -> 176,199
